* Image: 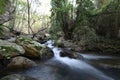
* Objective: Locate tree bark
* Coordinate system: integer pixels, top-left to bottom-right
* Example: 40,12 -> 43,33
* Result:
60,12 -> 74,40
9,0 -> 15,31
27,0 -> 34,34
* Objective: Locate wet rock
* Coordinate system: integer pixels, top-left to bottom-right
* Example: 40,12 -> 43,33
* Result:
0,39 -> 25,59
40,47 -> 54,60
15,37 -> 44,58
22,44 -> 40,58
60,49 -> 83,59
15,36 -> 33,45
7,56 -> 37,69
15,37 -> 54,59
0,74 -> 37,80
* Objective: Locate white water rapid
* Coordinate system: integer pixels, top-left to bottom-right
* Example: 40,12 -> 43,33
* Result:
45,40 -> 114,80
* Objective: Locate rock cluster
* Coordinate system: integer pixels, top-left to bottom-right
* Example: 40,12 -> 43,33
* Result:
0,37 -> 54,71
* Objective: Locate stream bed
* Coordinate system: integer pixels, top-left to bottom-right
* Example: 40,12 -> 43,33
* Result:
1,40 -> 120,80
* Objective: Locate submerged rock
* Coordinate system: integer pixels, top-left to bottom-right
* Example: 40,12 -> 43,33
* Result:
95,59 -> 120,69
0,74 -> 37,80
7,56 -> 37,69
60,49 -> 83,59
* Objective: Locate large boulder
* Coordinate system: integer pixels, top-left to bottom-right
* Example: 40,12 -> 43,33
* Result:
60,49 -> 83,59
15,37 -> 44,58
0,74 -> 37,80
0,39 -> 25,59
22,44 -> 40,58
15,37 -> 54,59
7,56 -> 37,69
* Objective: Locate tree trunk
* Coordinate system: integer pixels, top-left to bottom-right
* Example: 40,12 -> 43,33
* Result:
60,12 -> 73,40
27,0 -> 31,34
9,0 -> 15,31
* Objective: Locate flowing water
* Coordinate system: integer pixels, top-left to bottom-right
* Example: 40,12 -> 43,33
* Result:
2,40 -> 120,80
44,40 -> 115,80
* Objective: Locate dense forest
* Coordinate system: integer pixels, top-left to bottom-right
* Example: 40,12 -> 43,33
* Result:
0,0 -> 120,80
50,0 -> 120,53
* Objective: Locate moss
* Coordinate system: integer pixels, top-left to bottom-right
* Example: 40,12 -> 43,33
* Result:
19,37 -> 32,43
0,46 -> 17,52
16,37 -> 34,45
34,46 -> 43,50
0,46 -> 18,59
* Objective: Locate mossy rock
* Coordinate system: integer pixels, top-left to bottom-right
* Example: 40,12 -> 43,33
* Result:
15,37 -> 33,45
0,39 -> 25,59
22,44 -> 40,58
15,37 -> 45,47
16,37 -> 54,59
0,39 -> 25,54
0,46 -> 19,59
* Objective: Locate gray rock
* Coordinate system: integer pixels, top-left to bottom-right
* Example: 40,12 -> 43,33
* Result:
0,39 -> 25,55
40,47 -> 54,60
60,49 -> 83,59
15,37 -> 54,59
0,74 -> 37,80
7,56 -> 37,69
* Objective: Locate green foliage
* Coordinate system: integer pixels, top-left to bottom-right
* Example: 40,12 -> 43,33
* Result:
0,0 -> 9,14
50,0 -> 75,39
92,0 -> 113,15
0,46 -> 17,53
52,1 -> 72,13
16,37 -> 33,45
73,26 -> 98,50
49,22 -> 62,39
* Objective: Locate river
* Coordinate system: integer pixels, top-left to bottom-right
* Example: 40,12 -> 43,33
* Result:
2,40 -> 120,80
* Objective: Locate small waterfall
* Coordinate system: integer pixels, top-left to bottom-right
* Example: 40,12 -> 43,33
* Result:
45,40 -> 114,80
